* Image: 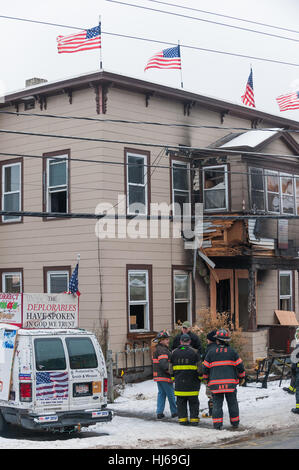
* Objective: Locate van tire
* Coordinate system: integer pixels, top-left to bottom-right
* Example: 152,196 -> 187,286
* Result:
0,412 -> 8,434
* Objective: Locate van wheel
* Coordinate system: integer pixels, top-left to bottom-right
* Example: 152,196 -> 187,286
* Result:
0,412 -> 8,434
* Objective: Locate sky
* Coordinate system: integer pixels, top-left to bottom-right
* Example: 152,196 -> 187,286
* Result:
0,0 -> 299,121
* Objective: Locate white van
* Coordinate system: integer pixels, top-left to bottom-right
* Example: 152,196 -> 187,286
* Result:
0,327 -> 113,433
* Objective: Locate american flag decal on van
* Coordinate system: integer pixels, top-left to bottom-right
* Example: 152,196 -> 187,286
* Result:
36,372 -> 68,399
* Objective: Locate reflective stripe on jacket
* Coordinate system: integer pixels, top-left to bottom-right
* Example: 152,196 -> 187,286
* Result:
202,344 -> 245,394
170,345 -> 202,396
152,343 -> 172,383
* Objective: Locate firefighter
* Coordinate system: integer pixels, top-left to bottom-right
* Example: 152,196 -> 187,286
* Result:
285,327 -> 299,396
291,327 -> 299,414
152,330 -> 177,420
202,330 -> 217,418
171,321 -> 202,354
170,333 -> 202,426
202,329 -> 245,430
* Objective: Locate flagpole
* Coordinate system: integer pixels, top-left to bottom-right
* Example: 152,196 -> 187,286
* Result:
99,15 -> 103,70
178,40 -> 183,89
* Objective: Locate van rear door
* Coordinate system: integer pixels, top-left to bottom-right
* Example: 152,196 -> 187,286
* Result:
33,336 -> 69,412
65,335 -> 106,412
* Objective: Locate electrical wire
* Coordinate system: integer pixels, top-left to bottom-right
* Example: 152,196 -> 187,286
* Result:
0,128 -> 299,160
145,0 -> 299,35
105,0 -> 299,44
0,14 -> 298,67
1,111 -> 298,134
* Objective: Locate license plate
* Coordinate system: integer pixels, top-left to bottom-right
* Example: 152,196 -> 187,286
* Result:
92,411 -> 109,418
76,384 -> 89,394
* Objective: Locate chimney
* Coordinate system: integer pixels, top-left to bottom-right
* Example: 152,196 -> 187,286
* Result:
25,77 -> 48,88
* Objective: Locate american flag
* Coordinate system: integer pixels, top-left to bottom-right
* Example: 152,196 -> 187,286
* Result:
67,263 -> 80,296
57,25 -> 101,54
144,45 -> 181,71
276,91 -> 299,111
36,372 -> 68,399
241,68 -> 255,108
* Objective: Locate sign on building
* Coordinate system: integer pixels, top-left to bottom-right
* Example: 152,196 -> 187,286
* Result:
0,293 -> 79,329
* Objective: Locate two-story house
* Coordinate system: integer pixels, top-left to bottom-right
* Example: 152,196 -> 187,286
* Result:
0,71 -> 299,374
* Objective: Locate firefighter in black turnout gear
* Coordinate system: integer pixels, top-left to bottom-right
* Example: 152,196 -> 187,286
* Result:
170,334 -> 202,426
203,329 -> 245,430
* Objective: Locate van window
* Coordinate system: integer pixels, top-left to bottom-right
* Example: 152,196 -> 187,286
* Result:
34,338 -> 66,371
66,337 -> 98,369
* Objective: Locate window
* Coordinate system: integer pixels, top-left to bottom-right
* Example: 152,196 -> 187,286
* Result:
203,165 -> 228,211
249,167 -> 265,211
1,271 -> 22,293
126,151 -> 149,215
279,271 -> 293,311
66,337 -> 98,369
43,150 -> 70,215
172,161 -> 190,215
173,272 -> 191,324
265,170 -> 280,213
2,162 -> 21,222
249,167 -> 298,215
280,173 -> 295,215
128,270 -> 150,331
34,338 -> 66,371
44,267 -> 70,293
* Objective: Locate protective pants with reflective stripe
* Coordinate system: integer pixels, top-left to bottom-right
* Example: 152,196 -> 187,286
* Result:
295,371 -> 299,408
176,395 -> 199,424
212,391 -> 239,427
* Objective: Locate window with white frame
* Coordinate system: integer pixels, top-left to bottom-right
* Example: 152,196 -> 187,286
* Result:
173,272 -> 191,324
265,170 -> 280,213
172,161 -> 190,215
279,270 -> 293,311
203,165 -> 228,211
280,173 -> 295,215
296,178 -> 299,215
2,272 -> 22,293
47,270 -> 69,293
126,152 -> 148,215
46,155 -> 68,213
2,162 -> 21,222
128,270 -> 149,331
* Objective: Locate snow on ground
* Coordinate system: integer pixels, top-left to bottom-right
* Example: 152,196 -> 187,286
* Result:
0,378 -> 298,449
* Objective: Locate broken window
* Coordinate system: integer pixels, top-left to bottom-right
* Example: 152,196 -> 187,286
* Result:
172,161 -> 190,215
128,270 -> 149,331
127,153 -> 148,215
174,272 -> 191,324
249,167 -> 265,211
203,165 -> 227,211
280,173 -> 295,215
279,270 -> 293,311
265,170 -> 280,213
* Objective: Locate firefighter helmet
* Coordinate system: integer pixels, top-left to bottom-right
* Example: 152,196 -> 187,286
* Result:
214,328 -> 231,342
154,330 -> 170,342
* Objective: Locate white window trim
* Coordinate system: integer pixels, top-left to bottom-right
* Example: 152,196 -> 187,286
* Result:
296,177 -> 299,216
203,164 -> 228,212
2,162 -> 21,223
46,155 -> 69,213
47,270 -> 69,294
128,269 -> 150,332
279,270 -> 293,310
2,271 -> 22,293
173,271 -> 192,325
171,160 -> 191,216
126,152 -> 148,216
280,172 -> 295,216
265,169 -> 280,214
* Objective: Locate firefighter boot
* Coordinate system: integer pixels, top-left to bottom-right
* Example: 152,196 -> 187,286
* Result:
202,399 -> 213,418
291,407 -> 299,414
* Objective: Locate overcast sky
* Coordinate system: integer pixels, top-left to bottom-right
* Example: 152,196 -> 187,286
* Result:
0,0 -> 299,121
